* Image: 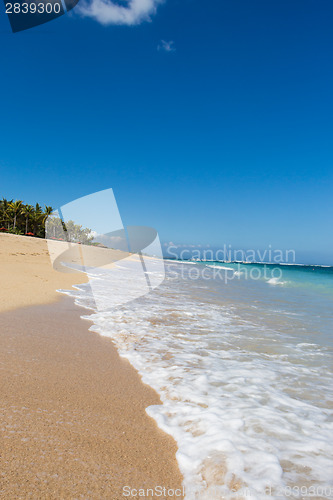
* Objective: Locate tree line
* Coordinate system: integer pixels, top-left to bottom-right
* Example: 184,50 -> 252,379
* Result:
0,198 -> 53,237
0,198 -> 92,243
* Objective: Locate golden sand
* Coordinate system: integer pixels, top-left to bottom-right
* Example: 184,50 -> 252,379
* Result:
0,234 -> 183,498
0,233 -> 88,312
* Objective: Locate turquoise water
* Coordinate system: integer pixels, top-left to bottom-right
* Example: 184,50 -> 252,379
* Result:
199,262 -> 333,347
205,262 -> 333,296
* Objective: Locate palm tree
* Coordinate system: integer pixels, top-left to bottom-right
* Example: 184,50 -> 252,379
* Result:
21,204 -> 34,234
35,203 -> 43,215
0,198 -> 5,226
43,205 -> 53,224
9,200 -> 23,229
30,204 -> 44,236
0,197 -> 92,240
39,205 -> 54,238
0,198 -> 13,229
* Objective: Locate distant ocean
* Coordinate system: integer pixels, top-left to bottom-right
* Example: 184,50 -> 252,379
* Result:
62,260 -> 333,499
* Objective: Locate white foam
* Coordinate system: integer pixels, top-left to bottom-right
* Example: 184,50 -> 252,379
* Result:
234,271 -> 244,277
207,265 -> 235,272
267,277 -> 287,286
164,259 -> 199,265
63,263 -> 333,499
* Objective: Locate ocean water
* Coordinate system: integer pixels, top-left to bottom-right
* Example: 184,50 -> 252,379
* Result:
60,260 -> 333,500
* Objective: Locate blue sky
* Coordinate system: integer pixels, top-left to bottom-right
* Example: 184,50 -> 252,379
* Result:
0,0 -> 332,263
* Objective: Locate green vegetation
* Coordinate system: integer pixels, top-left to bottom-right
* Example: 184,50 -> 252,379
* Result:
46,216 -> 93,244
0,198 -> 52,237
0,198 -> 92,243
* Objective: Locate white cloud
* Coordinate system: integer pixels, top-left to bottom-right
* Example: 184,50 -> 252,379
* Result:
158,40 -> 176,52
78,0 -> 163,26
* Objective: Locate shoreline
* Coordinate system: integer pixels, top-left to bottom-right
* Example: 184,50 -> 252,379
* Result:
0,297 -> 183,499
0,233 -> 184,498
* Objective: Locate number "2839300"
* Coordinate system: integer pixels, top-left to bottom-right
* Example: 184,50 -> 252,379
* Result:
5,2 -> 61,14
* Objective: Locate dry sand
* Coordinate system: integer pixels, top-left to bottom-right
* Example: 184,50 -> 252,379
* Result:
0,233 -> 88,313
0,234 -> 183,499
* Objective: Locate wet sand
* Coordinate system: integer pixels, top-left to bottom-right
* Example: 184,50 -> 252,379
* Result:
0,234 -> 183,499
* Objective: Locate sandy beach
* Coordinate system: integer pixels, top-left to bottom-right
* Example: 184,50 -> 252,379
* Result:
0,234 -> 183,499
0,233 -> 88,313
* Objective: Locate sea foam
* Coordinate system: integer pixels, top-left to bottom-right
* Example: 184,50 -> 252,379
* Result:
62,261 -> 333,499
